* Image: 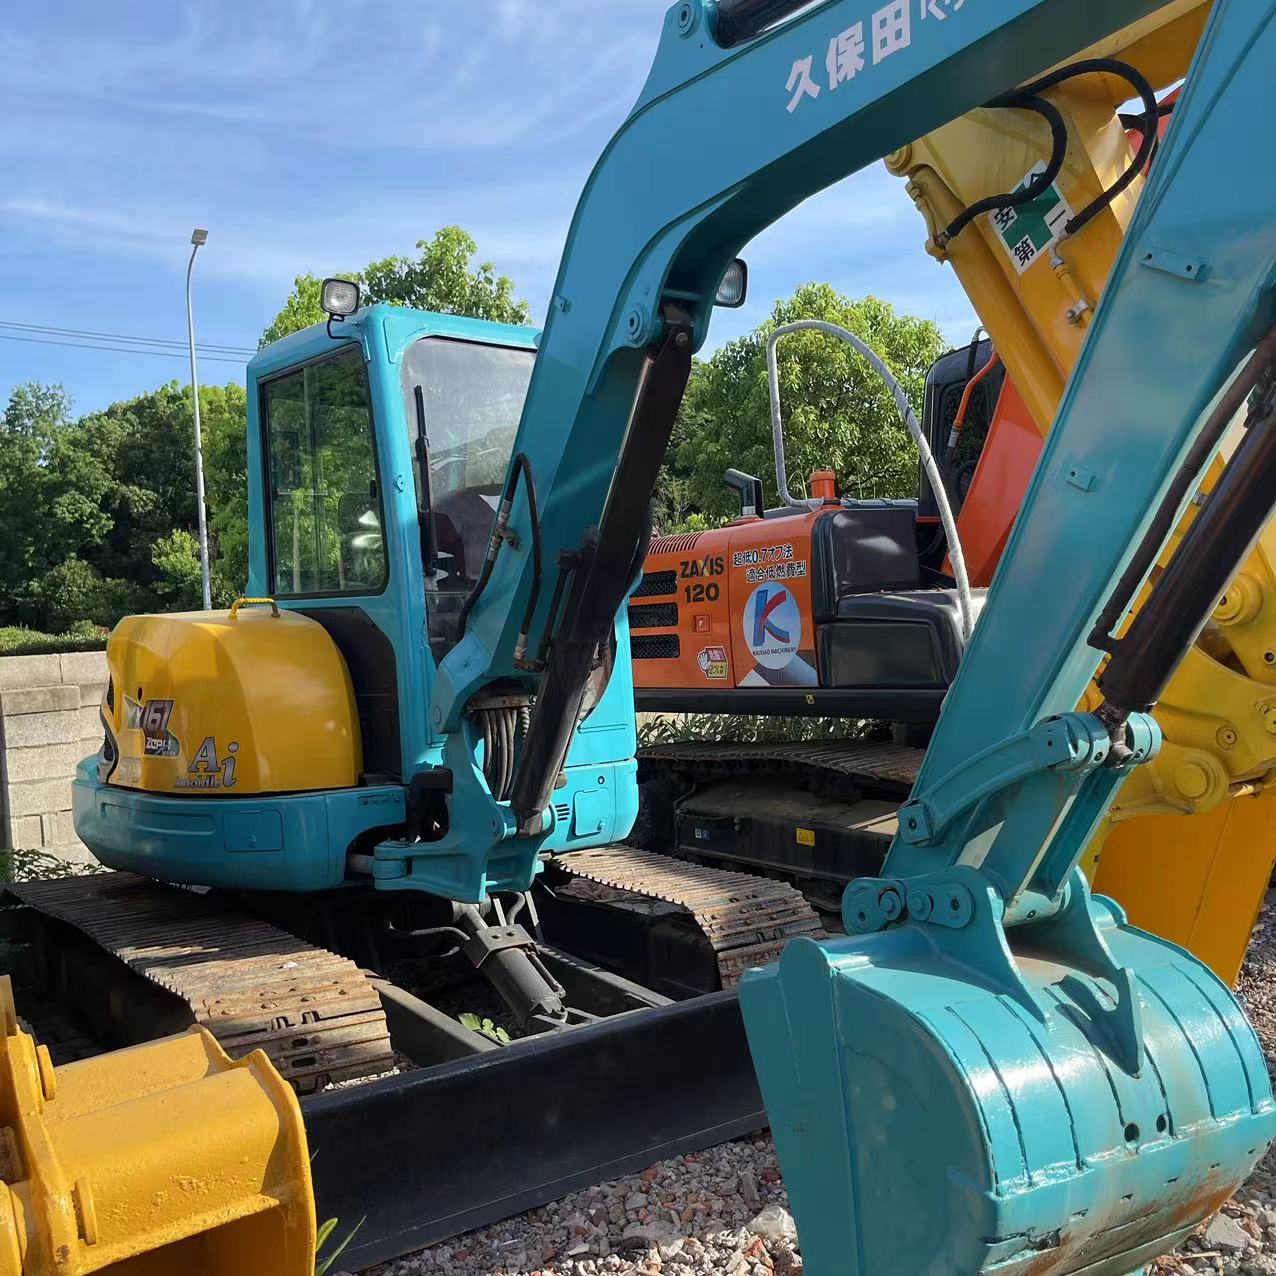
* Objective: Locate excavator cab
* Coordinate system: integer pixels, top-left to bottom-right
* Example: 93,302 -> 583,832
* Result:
76,304 -> 642,903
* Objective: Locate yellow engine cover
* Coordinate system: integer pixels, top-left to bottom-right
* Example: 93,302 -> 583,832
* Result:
102,602 -> 361,796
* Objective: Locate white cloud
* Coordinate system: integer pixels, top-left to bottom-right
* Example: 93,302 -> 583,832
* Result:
1,0 -> 979,368
3,1 -> 668,153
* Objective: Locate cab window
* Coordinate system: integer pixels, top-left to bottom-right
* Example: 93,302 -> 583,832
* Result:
401,337 -> 535,650
263,346 -> 386,596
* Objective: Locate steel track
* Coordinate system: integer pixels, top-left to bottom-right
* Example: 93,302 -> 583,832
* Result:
639,737 -> 925,793
12,873 -> 395,1092
7,875 -> 771,1270
552,846 -> 823,986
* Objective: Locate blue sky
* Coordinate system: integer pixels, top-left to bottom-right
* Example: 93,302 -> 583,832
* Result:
1,0 -> 977,416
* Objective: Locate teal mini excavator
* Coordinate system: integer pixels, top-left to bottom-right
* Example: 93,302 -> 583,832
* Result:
61,0 -> 1276,1271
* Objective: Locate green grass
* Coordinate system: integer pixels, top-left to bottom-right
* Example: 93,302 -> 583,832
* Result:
0,847 -> 107,881
0,625 -> 108,657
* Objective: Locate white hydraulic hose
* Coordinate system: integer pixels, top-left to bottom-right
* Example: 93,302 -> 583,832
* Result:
765,319 -> 975,642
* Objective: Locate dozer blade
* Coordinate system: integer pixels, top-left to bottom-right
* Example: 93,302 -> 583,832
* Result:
0,976 -> 315,1275
740,873 -> 1276,1276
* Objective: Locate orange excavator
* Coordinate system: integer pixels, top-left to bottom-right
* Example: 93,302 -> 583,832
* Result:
631,325 -> 1000,916
633,0 -> 1276,984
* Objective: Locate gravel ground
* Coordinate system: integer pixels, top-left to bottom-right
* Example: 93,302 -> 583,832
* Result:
360,894 -> 1276,1276
1151,893 -> 1276,1276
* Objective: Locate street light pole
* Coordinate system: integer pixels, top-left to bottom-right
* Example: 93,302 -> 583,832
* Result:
185,227 -> 212,610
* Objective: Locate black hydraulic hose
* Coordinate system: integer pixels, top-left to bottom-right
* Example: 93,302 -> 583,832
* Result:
481,706 -> 518,801
501,707 -> 516,800
457,453 -> 543,656
493,711 -> 504,799
964,328 -> 988,384
1040,59 -> 1158,239
481,713 -> 494,789
1119,98 -> 1175,134
1089,329 -> 1276,652
535,552 -> 577,669
940,59 -> 1159,248
938,95 -> 1067,246
458,526 -> 501,638
504,891 -> 527,928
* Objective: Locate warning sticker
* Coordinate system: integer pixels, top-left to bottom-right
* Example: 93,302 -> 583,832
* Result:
987,162 -> 1074,275
697,646 -> 729,681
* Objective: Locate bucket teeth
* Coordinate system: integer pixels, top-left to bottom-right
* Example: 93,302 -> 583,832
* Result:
12,873 -> 395,1093
555,847 -> 823,987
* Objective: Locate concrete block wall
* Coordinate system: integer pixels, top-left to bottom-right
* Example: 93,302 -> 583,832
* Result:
0,651 -> 107,868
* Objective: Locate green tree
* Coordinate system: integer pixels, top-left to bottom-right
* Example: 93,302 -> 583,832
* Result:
0,381 -> 249,630
150,529 -> 204,609
76,384 -> 209,589
201,382 -> 250,602
660,285 -> 947,529
0,383 -> 126,624
68,382 -> 247,607
261,225 -> 530,345
21,556 -> 139,632
2,381 -> 71,448
0,383 -> 71,602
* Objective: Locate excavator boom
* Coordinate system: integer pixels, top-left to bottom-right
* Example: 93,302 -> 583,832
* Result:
423,0 -> 1275,1270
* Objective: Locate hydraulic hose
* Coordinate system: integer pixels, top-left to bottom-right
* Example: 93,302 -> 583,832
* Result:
1023,59 -> 1159,240
1100,380 -> 1276,717
964,327 -> 987,383
1089,329 -> 1276,652
946,350 -> 1001,465
938,95 -> 1067,247
940,59 -> 1159,248
765,320 -> 975,641
457,453 -> 543,661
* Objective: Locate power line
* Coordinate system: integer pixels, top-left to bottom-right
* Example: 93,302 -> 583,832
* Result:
0,332 -> 251,365
0,319 -> 256,356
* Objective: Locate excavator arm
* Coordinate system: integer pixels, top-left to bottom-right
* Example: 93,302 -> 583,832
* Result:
887,0 -> 1276,980
427,0 -> 1170,885
740,2 -> 1276,1272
